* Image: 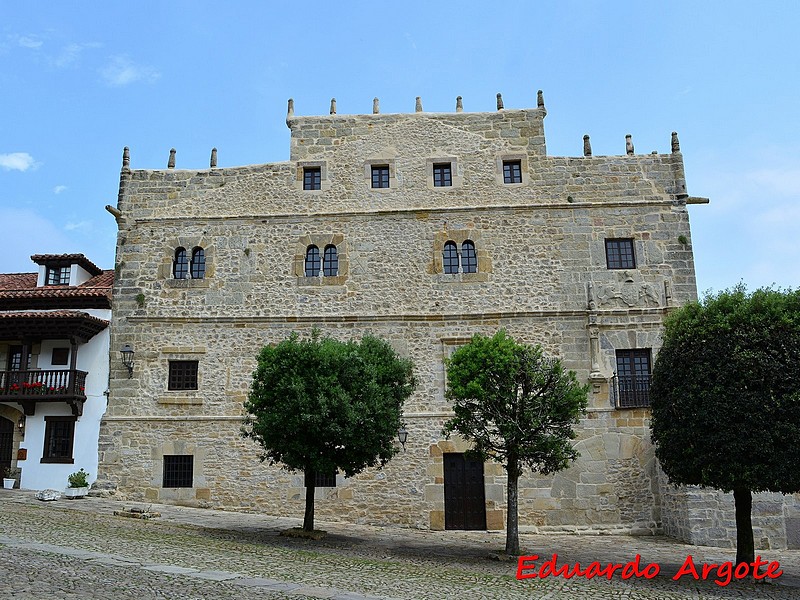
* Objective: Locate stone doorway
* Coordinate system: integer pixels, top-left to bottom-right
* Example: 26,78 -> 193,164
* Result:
443,453 -> 486,530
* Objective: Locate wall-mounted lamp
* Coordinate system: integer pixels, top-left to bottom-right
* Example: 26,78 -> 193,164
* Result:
397,426 -> 408,451
17,415 -> 25,435
120,344 -> 135,378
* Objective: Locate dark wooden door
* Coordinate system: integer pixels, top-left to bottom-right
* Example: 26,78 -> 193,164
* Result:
0,417 -> 13,476
443,453 -> 486,530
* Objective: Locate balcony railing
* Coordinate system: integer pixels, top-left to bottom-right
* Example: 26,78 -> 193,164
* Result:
0,369 -> 88,415
612,373 -> 651,409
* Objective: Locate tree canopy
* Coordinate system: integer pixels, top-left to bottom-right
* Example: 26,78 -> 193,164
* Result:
650,285 -> 800,564
443,330 -> 588,554
243,331 -> 416,531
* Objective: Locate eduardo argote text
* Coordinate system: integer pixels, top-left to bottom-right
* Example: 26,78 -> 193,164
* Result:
517,553 -> 783,587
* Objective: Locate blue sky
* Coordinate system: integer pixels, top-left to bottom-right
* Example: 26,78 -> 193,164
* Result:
1,2 -> 798,294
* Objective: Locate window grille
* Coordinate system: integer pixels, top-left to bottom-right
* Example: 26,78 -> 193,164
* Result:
323,245 -> 338,277
173,247 -> 188,279
433,163 -> 452,187
443,241 -> 459,274
168,360 -> 198,390
190,247 -> 205,279
163,455 -> 193,488
613,349 -> 652,408
605,239 -> 636,270
503,160 -> 522,184
461,241 -> 477,273
305,245 -> 321,277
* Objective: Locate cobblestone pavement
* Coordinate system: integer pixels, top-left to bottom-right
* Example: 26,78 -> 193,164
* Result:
1,489 -> 799,599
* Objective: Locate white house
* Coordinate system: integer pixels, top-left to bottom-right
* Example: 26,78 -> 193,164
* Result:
0,254 -> 111,491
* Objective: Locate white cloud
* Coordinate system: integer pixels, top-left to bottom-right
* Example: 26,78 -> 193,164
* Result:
17,35 -> 43,49
100,55 -> 160,86
64,220 -> 92,233
54,42 -> 101,68
0,152 -> 36,171
53,185 -> 67,194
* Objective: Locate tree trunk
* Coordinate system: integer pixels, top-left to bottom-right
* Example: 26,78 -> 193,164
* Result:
733,487 -> 754,565
505,456 -> 520,556
303,470 -> 316,532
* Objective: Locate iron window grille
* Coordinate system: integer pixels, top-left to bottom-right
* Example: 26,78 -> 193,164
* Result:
305,245 -> 321,277
190,247 -> 205,279
613,349 -> 652,408
303,167 -> 322,190
461,241 -> 477,274
323,245 -> 338,277
42,416 -> 76,463
168,360 -> 198,390
433,163 -> 452,187
605,238 -> 636,270
371,165 -> 390,188
503,160 -> 522,184
173,247 -> 189,279
443,241 -> 459,274
163,455 -> 193,488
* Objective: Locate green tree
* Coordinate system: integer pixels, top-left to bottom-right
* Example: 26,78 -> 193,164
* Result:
443,330 -> 588,555
243,331 -> 416,532
650,285 -> 800,565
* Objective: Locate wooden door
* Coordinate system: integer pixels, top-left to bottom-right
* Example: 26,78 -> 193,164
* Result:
443,453 -> 487,530
0,417 -> 13,477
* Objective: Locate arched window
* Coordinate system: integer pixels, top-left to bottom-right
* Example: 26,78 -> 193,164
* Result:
173,247 -> 188,279
443,241 -> 459,274
461,240 -> 477,274
190,247 -> 206,279
305,245 -> 321,277
323,244 -> 338,277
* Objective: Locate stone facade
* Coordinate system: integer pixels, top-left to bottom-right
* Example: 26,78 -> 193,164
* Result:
96,92 -> 793,547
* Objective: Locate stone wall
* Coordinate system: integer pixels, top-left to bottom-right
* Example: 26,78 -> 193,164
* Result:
100,99 -> 707,536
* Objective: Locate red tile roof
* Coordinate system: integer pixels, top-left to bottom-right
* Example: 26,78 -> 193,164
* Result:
0,269 -> 113,310
30,253 -> 104,276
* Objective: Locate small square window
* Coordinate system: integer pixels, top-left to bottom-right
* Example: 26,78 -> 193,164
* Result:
433,163 -> 452,187
303,167 -> 321,190
42,416 -> 76,463
46,266 -> 70,286
502,160 -> 522,184
168,360 -> 198,390
163,455 -> 193,488
605,239 -> 636,269
51,348 -> 69,366
371,165 -> 390,188
306,469 -> 336,488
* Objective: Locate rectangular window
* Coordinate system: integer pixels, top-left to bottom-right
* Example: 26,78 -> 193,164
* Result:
502,160 -> 522,184
433,163 -> 452,187
605,238 -> 636,269
168,360 -> 198,390
615,349 -> 651,408
163,455 -> 193,488
51,348 -> 69,366
305,469 -> 336,488
303,167 -> 321,190
371,165 -> 390,188
45,266 -> 70,286
41,416 -> 76,463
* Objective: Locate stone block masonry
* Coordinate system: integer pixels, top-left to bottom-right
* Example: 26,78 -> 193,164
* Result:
96,92 -> 793,549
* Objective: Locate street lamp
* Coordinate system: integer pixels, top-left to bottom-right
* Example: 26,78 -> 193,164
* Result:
398,426 -> 408,451
120,344 -> 135,378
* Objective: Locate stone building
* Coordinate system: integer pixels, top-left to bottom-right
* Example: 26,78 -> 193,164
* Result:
0,254 -> 112,490
97,91 -> 794,548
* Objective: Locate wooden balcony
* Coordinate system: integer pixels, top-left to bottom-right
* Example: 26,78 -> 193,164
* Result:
0,369 -> 88,416
612,374 -> 651,409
